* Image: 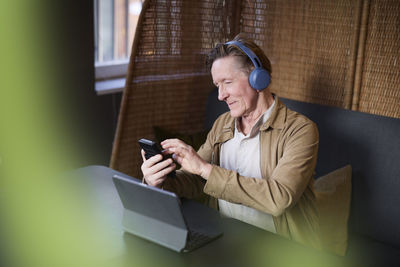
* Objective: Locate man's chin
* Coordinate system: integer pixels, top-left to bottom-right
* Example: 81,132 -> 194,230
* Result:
229,110 -> 242,118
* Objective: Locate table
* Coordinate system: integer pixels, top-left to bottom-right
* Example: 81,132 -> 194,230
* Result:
71,165 -> 353,267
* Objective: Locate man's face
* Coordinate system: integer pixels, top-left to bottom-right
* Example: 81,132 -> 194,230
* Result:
211,56 -> 258,118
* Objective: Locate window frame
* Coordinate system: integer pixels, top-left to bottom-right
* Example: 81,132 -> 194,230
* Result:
94,0 -> 143,95
95,60 -> 128,95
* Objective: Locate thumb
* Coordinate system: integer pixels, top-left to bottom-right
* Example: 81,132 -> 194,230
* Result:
141,149 -> 146,161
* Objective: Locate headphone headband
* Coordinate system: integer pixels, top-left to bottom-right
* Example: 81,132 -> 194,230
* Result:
225,40 -> 270,91
225,41 -> 262,69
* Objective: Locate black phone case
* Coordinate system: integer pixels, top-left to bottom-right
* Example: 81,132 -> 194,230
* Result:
138,139 -> 163,160
138,139 -> 176,178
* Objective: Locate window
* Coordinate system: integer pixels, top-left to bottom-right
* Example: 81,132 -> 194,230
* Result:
94,0 -> 143,94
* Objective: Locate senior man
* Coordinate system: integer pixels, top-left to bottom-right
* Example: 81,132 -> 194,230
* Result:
141,34 -> 320,248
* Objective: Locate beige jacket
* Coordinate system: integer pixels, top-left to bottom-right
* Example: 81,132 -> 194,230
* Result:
164,96 -> 320,248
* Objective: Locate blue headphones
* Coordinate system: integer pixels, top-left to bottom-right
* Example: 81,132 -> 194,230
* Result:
225,41 -> 271,91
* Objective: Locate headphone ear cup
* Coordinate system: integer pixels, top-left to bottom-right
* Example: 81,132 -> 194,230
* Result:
249,68 -> 271,91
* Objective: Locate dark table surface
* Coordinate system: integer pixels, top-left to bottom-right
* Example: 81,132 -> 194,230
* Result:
70,165 -> 355,267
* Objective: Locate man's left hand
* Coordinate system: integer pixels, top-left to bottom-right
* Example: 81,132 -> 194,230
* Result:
161,139 -> 212,179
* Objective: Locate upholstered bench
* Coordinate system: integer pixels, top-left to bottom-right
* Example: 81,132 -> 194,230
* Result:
202,89 -> 400,266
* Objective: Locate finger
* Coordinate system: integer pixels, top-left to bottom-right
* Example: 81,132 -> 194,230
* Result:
157,163 -> 176,177
161,138 -> 186,149
167,146 -> 189,158
160,139 -> 181,155
141,149 -> 146,161
142,154 -> 163,168
147,172 -> 167,184
149,158 -> 174,174
152,165 -> 175,186
161,138 -> 181,145
142,158 -> 173,179
161,148 -> 176,156
153,164 -> 176,179
145,174 -> 166,187
146,163 -> 176,185
172,153 -> 183,165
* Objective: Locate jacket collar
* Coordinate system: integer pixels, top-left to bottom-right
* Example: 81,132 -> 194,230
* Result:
215,95 -> 286,143
215,117 -> 235,144
260,95 -> 286,131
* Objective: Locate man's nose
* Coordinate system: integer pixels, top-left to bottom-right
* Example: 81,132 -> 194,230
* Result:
218,86 -> 227,101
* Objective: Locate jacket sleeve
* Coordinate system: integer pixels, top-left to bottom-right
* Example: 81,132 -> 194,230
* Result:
203,121 -> 319,217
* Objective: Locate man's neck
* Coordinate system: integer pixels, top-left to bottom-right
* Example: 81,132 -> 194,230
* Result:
238,93 -> 274,135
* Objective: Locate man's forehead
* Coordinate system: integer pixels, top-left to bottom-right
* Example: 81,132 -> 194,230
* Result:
213,55 -> 240,66
212,57 -> 241,74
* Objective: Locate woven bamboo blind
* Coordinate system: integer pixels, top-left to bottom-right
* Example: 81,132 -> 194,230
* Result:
110,0 -> 240,177
354,0 -> 400,118
240,0 -> 362,109
111,0 -> 400,176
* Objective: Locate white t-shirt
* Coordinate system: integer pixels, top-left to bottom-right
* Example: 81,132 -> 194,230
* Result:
218,100 -> 276,233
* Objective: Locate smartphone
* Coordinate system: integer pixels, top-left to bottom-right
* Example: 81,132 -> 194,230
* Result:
138,138 -> 176,178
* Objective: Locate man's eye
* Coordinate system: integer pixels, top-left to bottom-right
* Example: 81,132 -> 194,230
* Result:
225,81 -> 232,84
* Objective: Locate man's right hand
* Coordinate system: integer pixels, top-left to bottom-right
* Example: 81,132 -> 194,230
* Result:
141,149 -> 176,188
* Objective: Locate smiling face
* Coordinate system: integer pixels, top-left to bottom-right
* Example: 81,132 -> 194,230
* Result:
211,56 -> 259,118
